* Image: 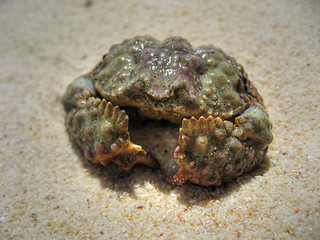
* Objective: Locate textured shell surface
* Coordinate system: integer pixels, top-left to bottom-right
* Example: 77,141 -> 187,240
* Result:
62,36 -> 273,186
91,36 -> 260,123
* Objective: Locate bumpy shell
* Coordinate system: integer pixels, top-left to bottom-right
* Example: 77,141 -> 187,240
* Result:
89,36 -> 263,124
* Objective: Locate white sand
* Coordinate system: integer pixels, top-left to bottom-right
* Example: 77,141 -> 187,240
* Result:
1,0 -> 319,239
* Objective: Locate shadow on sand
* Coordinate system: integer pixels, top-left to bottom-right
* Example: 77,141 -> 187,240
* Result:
78,145 -> 271,206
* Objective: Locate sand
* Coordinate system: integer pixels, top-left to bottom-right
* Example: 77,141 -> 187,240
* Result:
1,0 -> 319,239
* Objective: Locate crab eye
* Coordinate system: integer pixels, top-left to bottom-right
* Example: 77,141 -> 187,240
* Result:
153,102 -> 163,108
174,88 -> 188,100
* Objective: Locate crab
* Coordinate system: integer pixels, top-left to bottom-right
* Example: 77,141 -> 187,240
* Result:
62,36 -> 273,186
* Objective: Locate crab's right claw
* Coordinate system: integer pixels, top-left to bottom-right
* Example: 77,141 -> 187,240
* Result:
66,97 -> 157,174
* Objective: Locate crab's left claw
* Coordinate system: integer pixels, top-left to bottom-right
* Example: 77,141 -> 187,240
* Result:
166,105 -> 273,186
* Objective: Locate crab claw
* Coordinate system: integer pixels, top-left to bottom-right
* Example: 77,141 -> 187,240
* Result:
166,113 -> 270,186
111,142 -> 158,175
65,97 -> 157,174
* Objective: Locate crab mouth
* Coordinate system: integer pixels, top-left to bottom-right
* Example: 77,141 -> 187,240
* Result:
127,116 -> 181,177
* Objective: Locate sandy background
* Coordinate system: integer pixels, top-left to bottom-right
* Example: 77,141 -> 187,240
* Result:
1,0 -> 319,239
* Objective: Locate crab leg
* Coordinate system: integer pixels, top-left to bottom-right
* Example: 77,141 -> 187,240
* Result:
62,76 -> 157,174
166,105 -> 273,186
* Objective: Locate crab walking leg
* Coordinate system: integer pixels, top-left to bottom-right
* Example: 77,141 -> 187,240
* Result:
166,106 -> 273,186
62,76 -> 157,174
